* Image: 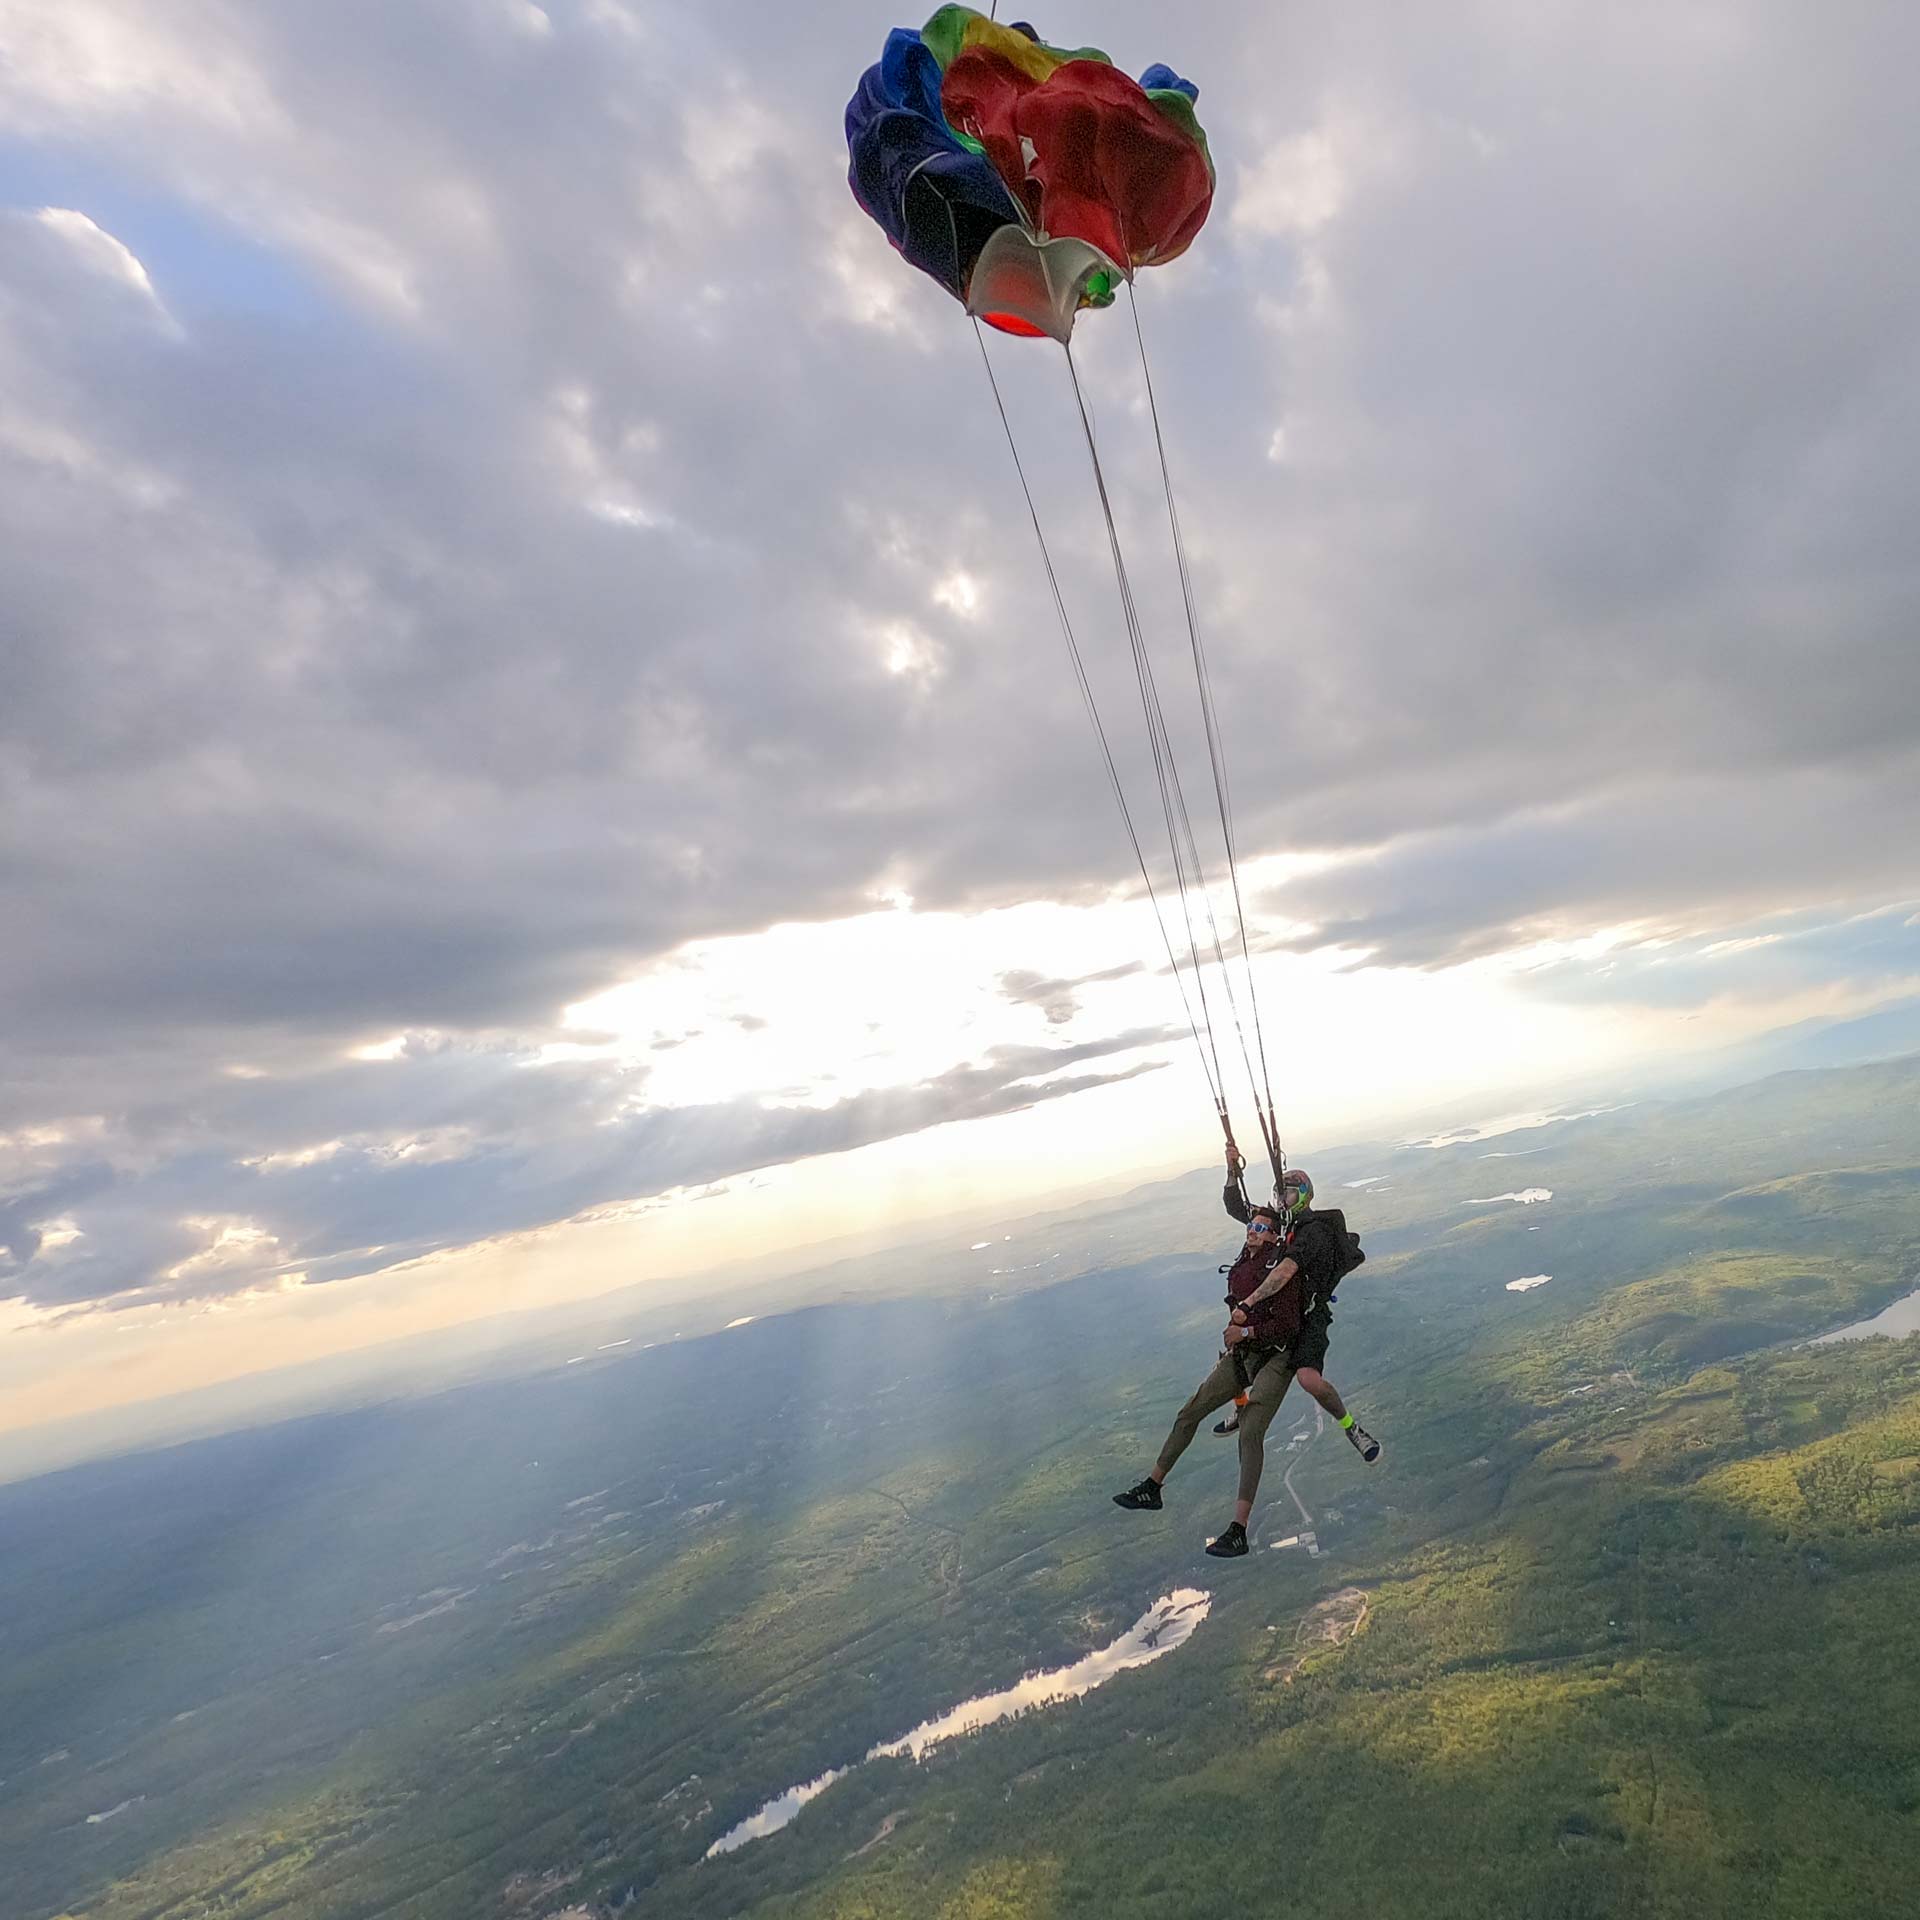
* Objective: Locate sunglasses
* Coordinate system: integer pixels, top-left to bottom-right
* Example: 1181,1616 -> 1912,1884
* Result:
1247,1220 -> 1279,1236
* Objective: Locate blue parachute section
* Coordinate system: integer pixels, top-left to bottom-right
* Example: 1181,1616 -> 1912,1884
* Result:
844,27 -> 1023,304
1137,63 -> 1200,102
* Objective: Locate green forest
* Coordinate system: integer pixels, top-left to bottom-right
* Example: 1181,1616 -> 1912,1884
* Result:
6,1056 -> 1920,1920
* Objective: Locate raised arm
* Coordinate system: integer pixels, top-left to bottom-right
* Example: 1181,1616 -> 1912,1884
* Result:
1223,1143 -> 1251,1223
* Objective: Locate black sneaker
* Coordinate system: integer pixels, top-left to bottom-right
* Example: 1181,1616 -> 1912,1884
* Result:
1113,1477 -> 1163,1511
1346,1421 -> 1381,1464
1205,1520 -> 1249,1558
1212,1411 -> 1240,1436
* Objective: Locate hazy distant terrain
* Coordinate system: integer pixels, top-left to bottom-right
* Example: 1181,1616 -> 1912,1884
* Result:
14,992 -> 1920,1491
6,1056 -> 1920,1920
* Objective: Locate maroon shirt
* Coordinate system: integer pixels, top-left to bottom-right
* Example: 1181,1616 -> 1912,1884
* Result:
1224,1239 -> 1303,1344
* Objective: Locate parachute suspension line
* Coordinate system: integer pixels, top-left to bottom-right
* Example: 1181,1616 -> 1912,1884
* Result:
1060,339 -> 1240,1135
969,319 -> 1223,1113
1126,284 -> 1285,1187
1060,337 -> 1236,1126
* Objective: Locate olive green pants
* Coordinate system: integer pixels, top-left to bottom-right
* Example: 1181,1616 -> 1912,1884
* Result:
1154,1345 -> 1297,1505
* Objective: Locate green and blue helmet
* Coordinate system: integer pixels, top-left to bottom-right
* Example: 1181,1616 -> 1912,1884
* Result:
1277,1167 -> 1314,1222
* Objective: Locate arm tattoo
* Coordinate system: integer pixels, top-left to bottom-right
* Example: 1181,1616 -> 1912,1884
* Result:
1243,1257 -> 1298,1308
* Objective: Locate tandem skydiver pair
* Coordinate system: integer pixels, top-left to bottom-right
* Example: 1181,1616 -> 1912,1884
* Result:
1113,1150 -> 1379,1558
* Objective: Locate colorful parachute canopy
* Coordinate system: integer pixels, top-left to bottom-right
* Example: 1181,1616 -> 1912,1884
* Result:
844,7 -> 1213,343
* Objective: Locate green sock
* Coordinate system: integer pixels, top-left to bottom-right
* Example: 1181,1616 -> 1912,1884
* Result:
1338,1413 -> 1355,1430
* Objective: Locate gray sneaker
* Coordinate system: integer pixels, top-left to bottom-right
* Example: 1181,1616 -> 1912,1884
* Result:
1346,1421 -> 1381,1464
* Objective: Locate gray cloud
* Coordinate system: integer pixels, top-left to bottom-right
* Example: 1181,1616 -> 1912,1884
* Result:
998,961 -> 1146,1025
1,1025 -> 1178,1310
4,2 -> 1918,1313
1519,902 -> 1920,1016
1258,774 -> 1920,971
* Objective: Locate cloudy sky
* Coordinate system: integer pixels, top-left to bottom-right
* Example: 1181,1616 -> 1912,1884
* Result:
4,1 -> 1917,1436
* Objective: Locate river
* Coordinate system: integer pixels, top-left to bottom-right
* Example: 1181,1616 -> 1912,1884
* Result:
705,1587 -> 1212,1858
1814,1284 -> 1920,1344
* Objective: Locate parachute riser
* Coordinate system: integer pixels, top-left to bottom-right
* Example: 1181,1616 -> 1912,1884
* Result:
1223,1109 -> 1284,1199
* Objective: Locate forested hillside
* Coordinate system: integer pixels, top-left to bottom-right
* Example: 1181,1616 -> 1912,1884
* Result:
5,1057 -> 1920,1920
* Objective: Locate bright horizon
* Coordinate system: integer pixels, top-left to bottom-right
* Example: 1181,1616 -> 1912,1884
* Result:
0,947 -> 1891,1455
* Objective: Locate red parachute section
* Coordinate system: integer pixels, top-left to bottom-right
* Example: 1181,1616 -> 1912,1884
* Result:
941,51 -> 1214,275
